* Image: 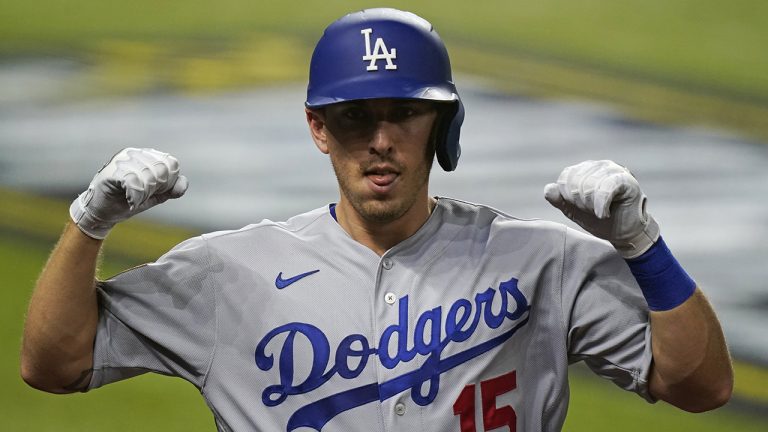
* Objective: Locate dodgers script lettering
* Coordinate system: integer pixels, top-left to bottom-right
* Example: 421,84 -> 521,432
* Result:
254,277 -> 530,431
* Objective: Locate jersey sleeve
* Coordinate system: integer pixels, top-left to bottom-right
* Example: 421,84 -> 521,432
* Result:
560,227 -> 656,402
87,235 -> 217,391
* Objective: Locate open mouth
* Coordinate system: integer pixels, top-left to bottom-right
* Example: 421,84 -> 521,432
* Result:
364,164 -> 400,194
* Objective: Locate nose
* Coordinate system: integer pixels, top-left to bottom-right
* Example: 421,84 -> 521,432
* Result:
369,121 -> 397,156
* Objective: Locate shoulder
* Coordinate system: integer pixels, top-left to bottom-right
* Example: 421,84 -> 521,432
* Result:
436,196 -> 613,253
198,205 -> 334,244
105,206 -> 334,282
437,196 -> 565,235
135,205 -> 334,268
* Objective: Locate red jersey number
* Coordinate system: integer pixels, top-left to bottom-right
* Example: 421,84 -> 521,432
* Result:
452,370 -> 517,432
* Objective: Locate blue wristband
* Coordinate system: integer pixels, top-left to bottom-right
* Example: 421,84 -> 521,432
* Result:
625,236 -> 696,311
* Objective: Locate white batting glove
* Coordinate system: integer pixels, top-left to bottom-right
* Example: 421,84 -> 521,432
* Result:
69,148 -> 188,239
544,160 -> 660,259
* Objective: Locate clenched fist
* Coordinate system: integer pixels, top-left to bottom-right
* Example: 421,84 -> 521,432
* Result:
69,148 -> 188,239
544,160 -> 659,259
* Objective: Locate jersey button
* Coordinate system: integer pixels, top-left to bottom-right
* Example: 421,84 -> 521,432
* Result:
382,258 -> 393,270
394,402 -> 406,416
385,292 -> 397,305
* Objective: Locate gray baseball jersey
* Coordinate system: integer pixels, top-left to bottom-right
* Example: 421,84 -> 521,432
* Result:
87,197 -> 654,431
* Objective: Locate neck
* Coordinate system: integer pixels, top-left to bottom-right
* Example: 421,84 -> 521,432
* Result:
336,195 -> 436,256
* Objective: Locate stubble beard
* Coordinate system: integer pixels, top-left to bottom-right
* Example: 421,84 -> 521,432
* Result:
331,156 -> 432,225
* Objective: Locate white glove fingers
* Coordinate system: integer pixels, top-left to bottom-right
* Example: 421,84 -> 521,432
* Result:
576,161 -> 607,214
556,160 -> 601,213
592,173 -> 624,219
597,168 -> 643,219
545,182 -> 590,228
121,171 -> 146,211
155,154 -> 182,194
555,165 -> 577,205
543,183 -> 563,205
138,173 -> 188,210
118,152 -> 156,209
169,175 -> 189,198
142,150 -> 181,195
142,184 -> 183,210
544,183 -> 571,218
120,149 -> 182,208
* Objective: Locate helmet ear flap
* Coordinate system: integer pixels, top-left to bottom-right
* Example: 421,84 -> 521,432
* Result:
435,100 -> 464,172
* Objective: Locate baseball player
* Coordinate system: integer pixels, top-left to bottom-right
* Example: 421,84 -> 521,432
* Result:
22,8 -> 732,432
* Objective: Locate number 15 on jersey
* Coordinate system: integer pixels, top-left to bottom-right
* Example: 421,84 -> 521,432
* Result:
453,370 -> 517,432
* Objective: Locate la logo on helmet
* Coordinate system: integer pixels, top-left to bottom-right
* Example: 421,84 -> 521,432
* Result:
361,28 -> 397,71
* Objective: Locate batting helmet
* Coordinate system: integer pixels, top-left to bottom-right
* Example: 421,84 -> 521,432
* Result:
305,8 -> 465,172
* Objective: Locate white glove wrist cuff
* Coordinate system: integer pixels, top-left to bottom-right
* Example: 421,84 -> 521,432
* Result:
612,216 -> 661,259
69,193 -> 114,240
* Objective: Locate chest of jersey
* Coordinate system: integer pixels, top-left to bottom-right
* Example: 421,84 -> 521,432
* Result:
203,219 -> 566,432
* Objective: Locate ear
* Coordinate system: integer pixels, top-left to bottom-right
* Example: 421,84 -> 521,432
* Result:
306,108 -> 329,154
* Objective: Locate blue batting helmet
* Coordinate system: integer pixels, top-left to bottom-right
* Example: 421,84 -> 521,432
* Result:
305,8 -> 465,171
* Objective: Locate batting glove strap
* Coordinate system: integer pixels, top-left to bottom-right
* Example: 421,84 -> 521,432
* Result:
625,236 -> 696,311
70,186 -> 116,239
612,210 -> 660,259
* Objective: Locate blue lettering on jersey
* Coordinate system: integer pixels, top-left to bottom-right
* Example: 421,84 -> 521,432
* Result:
254,277 -> 530,431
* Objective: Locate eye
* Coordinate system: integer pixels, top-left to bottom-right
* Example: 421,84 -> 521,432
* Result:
390,102 -> 437,123
395,107 -> 416,119
389,105 -> 419,122
342,106 -> 368,122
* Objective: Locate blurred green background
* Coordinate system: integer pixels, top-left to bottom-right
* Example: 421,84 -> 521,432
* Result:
2,0 -> 767,430
2,0 -> 767,136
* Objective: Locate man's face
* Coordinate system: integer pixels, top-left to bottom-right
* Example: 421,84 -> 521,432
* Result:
308,98 -> 438,224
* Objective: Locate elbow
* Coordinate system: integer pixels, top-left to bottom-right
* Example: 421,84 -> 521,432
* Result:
673,375 -> 734,413
20,353 -> 89,394
693,377 -> 734,413
20,361 -> 64,394
21,370 -> 81,395
20,361 -> 58,394
20,328 -> 96,394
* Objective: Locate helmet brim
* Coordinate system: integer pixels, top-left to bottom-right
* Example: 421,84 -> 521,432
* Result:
306,77 -> 459,108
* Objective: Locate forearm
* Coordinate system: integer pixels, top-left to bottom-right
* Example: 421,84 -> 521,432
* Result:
648,288 -> 733,411
622,239 -> 733,410
21,221 -> 102,393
